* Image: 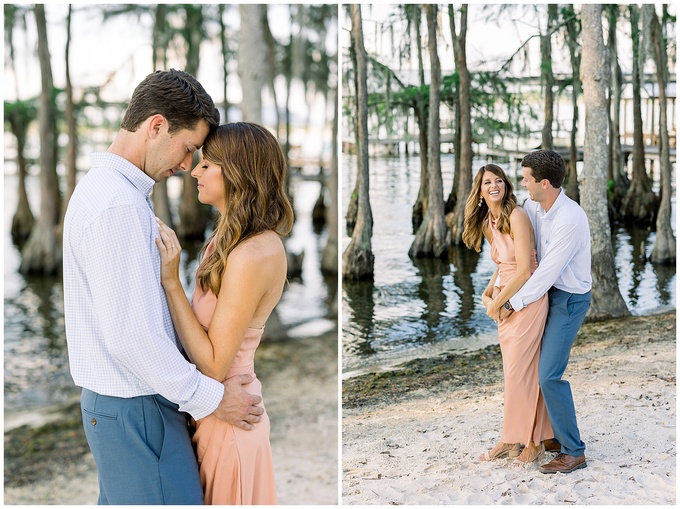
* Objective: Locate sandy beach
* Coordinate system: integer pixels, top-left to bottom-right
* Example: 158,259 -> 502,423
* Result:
4,329 -> 339,505
342,311 -> 676,505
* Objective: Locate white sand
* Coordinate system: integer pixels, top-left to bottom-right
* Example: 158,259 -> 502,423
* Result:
343,329 -> 676,505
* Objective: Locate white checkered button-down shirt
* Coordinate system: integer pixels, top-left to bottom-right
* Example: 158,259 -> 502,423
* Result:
63,152 -> 223,420
509,190 -> 592,312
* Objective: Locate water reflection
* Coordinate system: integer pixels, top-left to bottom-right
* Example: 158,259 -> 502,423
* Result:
412,257 -> 448,332
342,154 -> 676,374
343,280 -> 377,357
654,263 -> 676,305
448,244 -> 482,338
4,275 -> 72,410
613,224 -> 676,312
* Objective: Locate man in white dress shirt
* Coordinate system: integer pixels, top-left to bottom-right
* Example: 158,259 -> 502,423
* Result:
63,70 -> 263,504
499,149 -> 592,474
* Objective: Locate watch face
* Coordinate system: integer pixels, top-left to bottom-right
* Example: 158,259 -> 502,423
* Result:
504,302 -> 511,310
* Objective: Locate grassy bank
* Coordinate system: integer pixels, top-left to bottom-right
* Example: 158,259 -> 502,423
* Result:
343,311 -> 676,410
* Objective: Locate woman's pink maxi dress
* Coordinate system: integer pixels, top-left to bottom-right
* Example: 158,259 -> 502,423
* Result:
489,215 -> 553,446
190,241 -> 276,505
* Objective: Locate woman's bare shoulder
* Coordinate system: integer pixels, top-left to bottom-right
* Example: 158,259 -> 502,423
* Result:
510,204 -> 529,218
510,205 -> 530,225
229,230 -> 286,264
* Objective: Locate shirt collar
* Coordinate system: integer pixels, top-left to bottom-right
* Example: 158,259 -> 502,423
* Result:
543,189 -> 566,219
90,151 -> 155,198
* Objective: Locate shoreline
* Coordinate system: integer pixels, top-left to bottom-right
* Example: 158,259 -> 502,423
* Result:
343,311 -> 676,505
4,330 -> 339,505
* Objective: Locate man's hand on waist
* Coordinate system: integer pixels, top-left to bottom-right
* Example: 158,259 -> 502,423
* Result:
212,373 -> 263,430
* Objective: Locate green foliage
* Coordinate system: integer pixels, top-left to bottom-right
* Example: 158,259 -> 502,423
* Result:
343,29 -> 554,147
607,179 -> 616,202
4,99 -> 38,127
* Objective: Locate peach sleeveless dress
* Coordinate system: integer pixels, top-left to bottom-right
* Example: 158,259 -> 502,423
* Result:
489,214 -> 553,446
190,241 -> 276,505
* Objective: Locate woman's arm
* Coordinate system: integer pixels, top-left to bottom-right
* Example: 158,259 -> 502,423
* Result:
482,267 -> 499,310
487,207 -> 534,320
480,225 -> 497,311
156,220 -> 280,381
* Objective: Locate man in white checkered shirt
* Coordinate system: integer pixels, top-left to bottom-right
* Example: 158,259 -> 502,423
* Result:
63,70 -> 263,504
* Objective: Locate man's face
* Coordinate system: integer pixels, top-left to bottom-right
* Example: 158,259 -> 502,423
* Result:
521,166 -> 545,203
145,119 -> 210,182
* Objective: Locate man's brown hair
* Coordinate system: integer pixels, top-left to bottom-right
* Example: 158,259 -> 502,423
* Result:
120,69 -> 220,134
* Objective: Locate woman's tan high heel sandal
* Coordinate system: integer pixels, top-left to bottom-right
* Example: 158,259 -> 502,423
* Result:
511,441 -> 545,467
478,442 -> 521,461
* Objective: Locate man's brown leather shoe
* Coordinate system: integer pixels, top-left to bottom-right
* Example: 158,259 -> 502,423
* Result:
539,453 -> 587,474
544,438 -> 561,453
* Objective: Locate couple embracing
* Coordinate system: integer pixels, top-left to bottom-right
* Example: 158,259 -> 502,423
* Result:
63,70 -> 293,504
462,150 -> 592,474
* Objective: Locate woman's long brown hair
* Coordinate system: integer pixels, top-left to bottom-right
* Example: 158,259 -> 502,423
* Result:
461,164 -> 516,252
196,122 -> 294,295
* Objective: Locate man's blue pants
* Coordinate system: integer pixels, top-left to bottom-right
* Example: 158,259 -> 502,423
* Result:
538,288 -> 591,457
80,388 -> 204,505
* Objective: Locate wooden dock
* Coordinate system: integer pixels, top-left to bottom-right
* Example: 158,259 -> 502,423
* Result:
342,138 -> 676,164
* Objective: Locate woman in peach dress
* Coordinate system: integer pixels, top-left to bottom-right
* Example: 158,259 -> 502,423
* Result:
156,122 -> 294,503
462,164 -> 553,466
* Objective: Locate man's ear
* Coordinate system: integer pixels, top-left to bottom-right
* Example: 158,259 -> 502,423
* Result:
147,114 -> 167,140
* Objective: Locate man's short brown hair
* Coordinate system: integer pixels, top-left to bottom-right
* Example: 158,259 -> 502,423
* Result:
520,149 -> 566,188
120,69 -> 220,134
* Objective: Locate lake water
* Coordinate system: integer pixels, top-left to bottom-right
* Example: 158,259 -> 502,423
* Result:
342,153 -> 676,377
4,170 -> 336,418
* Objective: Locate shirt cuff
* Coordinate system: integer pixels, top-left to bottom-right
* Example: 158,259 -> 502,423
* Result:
509,293 -> 525,312
178,375 -> 224,420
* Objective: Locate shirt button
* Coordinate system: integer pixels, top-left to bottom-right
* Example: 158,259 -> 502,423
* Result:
91,418 -> 97,426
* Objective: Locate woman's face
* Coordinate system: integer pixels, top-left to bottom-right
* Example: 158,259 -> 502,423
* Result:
480,170 -> 506,206
191,157 -> 226,212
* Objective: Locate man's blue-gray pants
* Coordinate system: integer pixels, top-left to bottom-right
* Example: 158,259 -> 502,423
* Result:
538,288 -> 591,457
80,388 -> 204,505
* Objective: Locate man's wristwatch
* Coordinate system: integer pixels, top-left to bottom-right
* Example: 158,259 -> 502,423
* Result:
504,301 -> 512,311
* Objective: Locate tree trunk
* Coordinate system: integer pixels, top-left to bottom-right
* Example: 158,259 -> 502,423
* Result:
61,4 -> 78,225
9,107 -> 35,245
238,4 -> 268,123
284,6 -> 295,159
579,4 -> 629,320
345,29 -> 359,234
409,4 -> 449,258
540,5 -> 557,150
411,5 -> 429,230
21,4 -> 61,275
263,7 -> 282,138
606,4 -> 630,217
178,5 -> 209,238
218,4 -> 230,120
342,4 -> 374,280
647,5 -> 675,265
149,5 -> 174,228
6,7 -> 35,244
449,5 -> 472,245
152,4 -> 169,71
444,3 -> 461,215
620,5 -> 659,225
563,5 -> 580,202
412,104 -> 429,230
322,85 -> 339,274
